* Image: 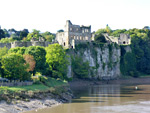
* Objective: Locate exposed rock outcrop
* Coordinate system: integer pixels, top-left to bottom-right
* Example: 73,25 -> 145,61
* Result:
67,43 -> 121,79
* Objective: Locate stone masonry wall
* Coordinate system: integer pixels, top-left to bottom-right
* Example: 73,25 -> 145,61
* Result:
0,41 -> 54,49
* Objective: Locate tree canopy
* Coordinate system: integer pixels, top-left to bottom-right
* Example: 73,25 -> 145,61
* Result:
1,53 -> 30,80
46,44 -> 69,79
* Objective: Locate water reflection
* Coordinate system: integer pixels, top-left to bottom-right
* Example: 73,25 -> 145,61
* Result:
25,84 -> 150,113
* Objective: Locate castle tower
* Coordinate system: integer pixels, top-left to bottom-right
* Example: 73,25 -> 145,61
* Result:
65,20 -> 72,48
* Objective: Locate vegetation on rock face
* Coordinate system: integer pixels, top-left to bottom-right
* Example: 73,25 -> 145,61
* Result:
95,27 -> 150,77
120,28 -> 150,77
94,34 -> 107,43
71,56 -> 90,79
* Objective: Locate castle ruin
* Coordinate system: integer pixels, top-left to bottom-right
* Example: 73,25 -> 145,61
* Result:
0,20 -> 131,49
103,33 -> 131,45
56,20 -> 92,48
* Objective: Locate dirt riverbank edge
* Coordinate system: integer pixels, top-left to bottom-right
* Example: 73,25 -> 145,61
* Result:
1,77 -> 150,113
0,86 -> 73,113
69,77 -> 150,88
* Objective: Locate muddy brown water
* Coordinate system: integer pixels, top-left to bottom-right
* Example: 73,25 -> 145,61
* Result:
25,84 -> 150,113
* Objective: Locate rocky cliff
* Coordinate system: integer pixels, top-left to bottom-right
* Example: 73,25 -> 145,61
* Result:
67,42 -> 121,79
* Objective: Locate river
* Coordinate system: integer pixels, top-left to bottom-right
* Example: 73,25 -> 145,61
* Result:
25,84 -> 150,113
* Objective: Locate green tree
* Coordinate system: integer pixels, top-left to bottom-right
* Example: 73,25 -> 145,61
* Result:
0,29 -> 5,39
0,47 -> 8,77
72,56 -> 90,79
25,46 -> 46,75
27,29 -> 41,41
41,31 -> 55,42
46,44 -> 69,79
121,52 -> 138,77
1,53 -> 30,80
94,34 -> 107,43
3,29 -> 10,37
95,29 -> 107,35
105,24 -> 112,34
8,47 -> 26,55
0,37 -> 15,43
19,29 -> 29,40
110,29 -> 126,37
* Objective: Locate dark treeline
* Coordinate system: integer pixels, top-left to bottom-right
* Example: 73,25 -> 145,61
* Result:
0,28 -> 55,43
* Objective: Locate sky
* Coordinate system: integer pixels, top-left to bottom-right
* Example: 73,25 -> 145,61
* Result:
0,0 -> 150,33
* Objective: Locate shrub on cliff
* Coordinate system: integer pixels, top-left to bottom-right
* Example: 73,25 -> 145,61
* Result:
94,34 -> 107,43
72,56 -> 90,79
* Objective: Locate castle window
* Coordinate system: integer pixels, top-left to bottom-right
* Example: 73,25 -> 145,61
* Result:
82,29 -> 84,33
76,36 -> 78,40
70,28 -> 72,31
64,42 -> 65,46
85,36 -> 88,40
123,41 -> 126,44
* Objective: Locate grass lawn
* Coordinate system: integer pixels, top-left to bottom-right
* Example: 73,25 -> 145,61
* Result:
0,77 -> 68,94
44,77 -> 68,87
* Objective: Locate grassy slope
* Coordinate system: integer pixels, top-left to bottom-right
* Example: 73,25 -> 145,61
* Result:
0,77 -> 68,94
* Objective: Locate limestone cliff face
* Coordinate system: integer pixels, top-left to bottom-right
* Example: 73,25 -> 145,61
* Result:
67,43 -> 121,79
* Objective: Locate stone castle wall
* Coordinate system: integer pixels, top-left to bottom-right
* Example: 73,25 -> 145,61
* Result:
0,41 -> 54,49
103,33 -> 131,45
0,43 -> 11,49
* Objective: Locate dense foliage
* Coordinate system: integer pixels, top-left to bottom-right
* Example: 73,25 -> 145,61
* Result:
0,28 -> 55,42
0,44 -> 69,81
25,46 -> 46,75
1,53 -> 30,80
95,27 -> 150,77
46,44 -> 69,79
72,56 -> 90,79
120,28 -> 150,77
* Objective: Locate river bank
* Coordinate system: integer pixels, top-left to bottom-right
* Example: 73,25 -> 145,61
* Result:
0,86 -> 73,113
69,76 -> 150,88
0,77 -> 73,113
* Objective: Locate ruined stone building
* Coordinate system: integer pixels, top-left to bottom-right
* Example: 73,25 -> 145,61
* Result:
103,33 -> 131,45
56,20 -> 92,48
